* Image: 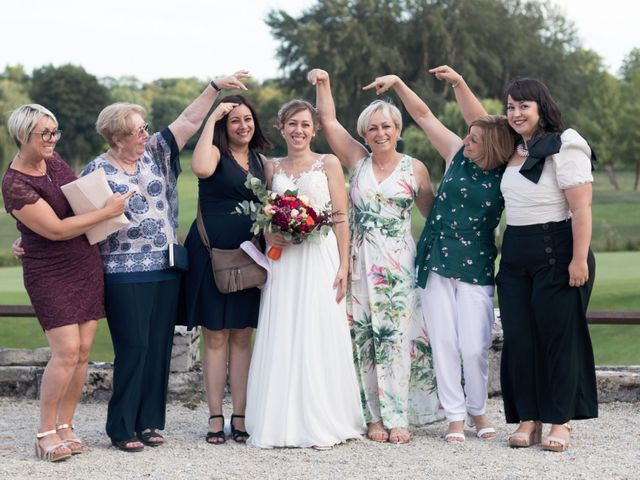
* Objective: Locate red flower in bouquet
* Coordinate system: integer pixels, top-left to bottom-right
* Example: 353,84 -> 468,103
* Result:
236,175 -> 334,260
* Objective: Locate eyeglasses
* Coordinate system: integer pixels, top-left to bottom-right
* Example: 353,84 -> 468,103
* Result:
30,130 -> 62,142
129,123 -> 149,137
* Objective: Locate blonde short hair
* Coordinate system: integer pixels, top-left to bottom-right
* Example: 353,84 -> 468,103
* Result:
469,115 -> 517,170
356,100 -> 402,139
96,102 -> 147,147
7,104 -> 58,148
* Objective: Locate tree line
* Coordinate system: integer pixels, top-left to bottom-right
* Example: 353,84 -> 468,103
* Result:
1,0 -> 638,188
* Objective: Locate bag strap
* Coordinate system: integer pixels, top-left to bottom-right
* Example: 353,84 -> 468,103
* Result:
196,201 -> 211,249
196,199 -> 260,249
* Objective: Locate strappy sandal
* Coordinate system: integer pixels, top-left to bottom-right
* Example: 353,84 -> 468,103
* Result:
136,429 -> 165,447
35,430 -> 72,462
389,427 -> 411,444
367,421 -> 389,442
444,420 -> 465,443
111,438 -> 144,452
508,420 -> 542,448
466,414 -> 496,439
206,415 -> 226,445
542,423 -> 571,452
230,414 -> 249,443
56,423 -> 86,454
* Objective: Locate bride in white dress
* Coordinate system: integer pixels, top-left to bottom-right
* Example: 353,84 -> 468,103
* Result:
245,100 -> 366,448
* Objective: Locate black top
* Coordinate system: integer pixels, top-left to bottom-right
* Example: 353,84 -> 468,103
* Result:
180,151 -> 265,330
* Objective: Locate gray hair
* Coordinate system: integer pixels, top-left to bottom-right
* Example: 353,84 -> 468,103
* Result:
96,102 -> 147,147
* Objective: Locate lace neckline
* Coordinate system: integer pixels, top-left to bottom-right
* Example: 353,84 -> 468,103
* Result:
273,155 -> 325,182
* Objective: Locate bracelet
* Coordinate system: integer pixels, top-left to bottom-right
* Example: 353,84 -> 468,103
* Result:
210,80 -> 222,92
451,76 -> 462,89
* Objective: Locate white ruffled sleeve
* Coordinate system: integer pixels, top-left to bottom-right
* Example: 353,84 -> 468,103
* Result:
553,129 -> 593,189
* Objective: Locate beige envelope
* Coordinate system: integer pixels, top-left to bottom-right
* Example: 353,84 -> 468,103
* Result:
61,168 -> 129,244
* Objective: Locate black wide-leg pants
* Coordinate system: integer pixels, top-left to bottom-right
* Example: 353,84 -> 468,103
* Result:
105,278 -> 179,442
496,220 -> 598,424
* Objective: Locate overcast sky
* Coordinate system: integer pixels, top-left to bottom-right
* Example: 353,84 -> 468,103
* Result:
1,0 -> 637,83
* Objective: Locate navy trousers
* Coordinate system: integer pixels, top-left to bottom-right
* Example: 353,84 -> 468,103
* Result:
105,278 -> 179,442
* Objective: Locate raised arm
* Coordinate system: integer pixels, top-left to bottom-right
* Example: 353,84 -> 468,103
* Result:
169,71 -> 250,151
190,101 -> 239,179
324,154 -> 350,303
308,69 -> 368,170
12,191 -> 132,242
363,74 -> 462,163
429,65 -> 487,125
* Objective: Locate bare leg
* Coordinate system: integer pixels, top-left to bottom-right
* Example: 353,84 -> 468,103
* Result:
202,327 -> 230,443
55,320 -> 98,451
228,328 -> 253,435
38,324 -> 81,455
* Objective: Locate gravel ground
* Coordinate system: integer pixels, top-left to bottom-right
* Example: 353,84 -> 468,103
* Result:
0,397 -> 638,480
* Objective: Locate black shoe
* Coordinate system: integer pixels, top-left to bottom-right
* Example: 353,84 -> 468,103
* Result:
230,414 -> 249,443
205,415 -> 226,445
136,429 -> 164,447
111,438 -> 144,452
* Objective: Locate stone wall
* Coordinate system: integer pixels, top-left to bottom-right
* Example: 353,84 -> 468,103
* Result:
1,320 -> 639,403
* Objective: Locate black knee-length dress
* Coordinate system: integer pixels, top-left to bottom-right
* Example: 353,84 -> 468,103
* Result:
182,151 -> 265,331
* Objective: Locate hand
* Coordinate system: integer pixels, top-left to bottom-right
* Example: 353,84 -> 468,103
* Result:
264,229 -> 289,248
333,265 -> 348,303
213,70 -> 250,91
307,68 -> 329,85
362,75 -> 399,95
212,102 -> 240,122
568,258 -> 589,287
104,190 -> 135,218
428,65 -> 463,87
11,237 -> 24,260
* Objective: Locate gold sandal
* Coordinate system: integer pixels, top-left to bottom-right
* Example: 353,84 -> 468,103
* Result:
542,423 -> 571,452
508,421 -> 542,448
56,423 -> 86,454
35,430 -> 72,462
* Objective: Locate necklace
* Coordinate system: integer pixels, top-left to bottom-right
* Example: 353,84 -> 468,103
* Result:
17,153 -> 51,182
108,150 -> 138,174
516,143 -> 529,158
372,154 -> 397,173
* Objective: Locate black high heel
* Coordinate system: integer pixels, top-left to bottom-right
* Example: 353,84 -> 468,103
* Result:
205,415 -> 226,445
230,414 -> 249,443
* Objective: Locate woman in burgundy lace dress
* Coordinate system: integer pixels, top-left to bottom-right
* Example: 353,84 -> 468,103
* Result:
2,104 -> 129,462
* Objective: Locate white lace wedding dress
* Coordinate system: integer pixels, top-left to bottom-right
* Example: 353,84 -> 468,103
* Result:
245,156 -> 366,448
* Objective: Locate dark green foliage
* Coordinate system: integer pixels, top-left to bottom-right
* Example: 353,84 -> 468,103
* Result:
29,64 -> 109,171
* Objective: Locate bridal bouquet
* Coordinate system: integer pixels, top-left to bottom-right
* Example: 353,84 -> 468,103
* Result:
235,174 -> 334,260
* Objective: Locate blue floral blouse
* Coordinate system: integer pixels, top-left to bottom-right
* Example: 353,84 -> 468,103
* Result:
81,128 -> 180,280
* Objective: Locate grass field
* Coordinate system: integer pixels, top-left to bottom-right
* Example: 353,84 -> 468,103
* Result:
0,155 -> 638,364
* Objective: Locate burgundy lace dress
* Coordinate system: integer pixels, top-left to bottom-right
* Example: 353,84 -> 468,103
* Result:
2,153 -> 105,330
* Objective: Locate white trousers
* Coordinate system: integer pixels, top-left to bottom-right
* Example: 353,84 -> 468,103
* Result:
418,272 -> 494,422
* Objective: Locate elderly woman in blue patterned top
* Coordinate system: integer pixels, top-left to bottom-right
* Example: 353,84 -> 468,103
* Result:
82,72 -> 250,452
364,69 -> 516,443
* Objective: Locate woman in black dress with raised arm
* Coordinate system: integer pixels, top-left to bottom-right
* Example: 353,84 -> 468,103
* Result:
183,94 -> 272,444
